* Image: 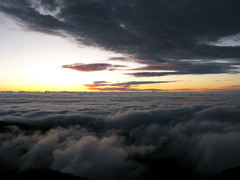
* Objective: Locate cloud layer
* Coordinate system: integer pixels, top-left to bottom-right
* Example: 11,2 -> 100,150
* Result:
1,0 -> 240,77
1,92 -> 240,180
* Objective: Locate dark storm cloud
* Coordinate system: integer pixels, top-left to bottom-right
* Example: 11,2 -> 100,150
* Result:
1,0 -> 240,76
62,63 -> 125,72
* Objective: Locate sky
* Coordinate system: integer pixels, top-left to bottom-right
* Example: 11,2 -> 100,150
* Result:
0,0 -> 240,92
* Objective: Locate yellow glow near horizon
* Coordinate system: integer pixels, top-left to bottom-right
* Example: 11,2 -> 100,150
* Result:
1,13 -> 240,92
0,13 -> 127,92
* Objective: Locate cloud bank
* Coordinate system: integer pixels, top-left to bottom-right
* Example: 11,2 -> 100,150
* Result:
1,92 -> 240,180
1,0 -> 240,77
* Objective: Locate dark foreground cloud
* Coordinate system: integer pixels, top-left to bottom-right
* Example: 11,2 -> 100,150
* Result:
1,0 -> 240,76
1,92 -> 240,180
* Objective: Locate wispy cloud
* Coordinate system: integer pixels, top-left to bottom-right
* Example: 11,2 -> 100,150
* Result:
62,63 -> 126,72
83,86 -> 163,92
84,80 -> 173,91
127,61 -> 238,77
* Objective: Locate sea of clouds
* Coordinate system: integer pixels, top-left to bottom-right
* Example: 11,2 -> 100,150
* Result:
0,92 -> 240,180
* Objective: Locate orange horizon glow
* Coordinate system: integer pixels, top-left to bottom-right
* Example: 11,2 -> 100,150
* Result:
1,83 -> 240,93
1,13 -> 240,94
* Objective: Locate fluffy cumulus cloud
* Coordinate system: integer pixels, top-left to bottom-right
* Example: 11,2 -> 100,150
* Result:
0,0 -> 240,76
1,92 -> 240,180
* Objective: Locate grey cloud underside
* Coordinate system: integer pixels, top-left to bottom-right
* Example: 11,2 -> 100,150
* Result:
128,62 -> 239,77
1,92 -> 240,180
1,0 -> 240,75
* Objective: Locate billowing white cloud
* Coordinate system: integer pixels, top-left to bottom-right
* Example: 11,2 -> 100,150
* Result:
0,92 -> 240,180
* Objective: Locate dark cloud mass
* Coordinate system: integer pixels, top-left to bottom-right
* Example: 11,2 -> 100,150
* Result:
1,92 -> 240,180
0,0 -> 240,76
128,61 -> 239,77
